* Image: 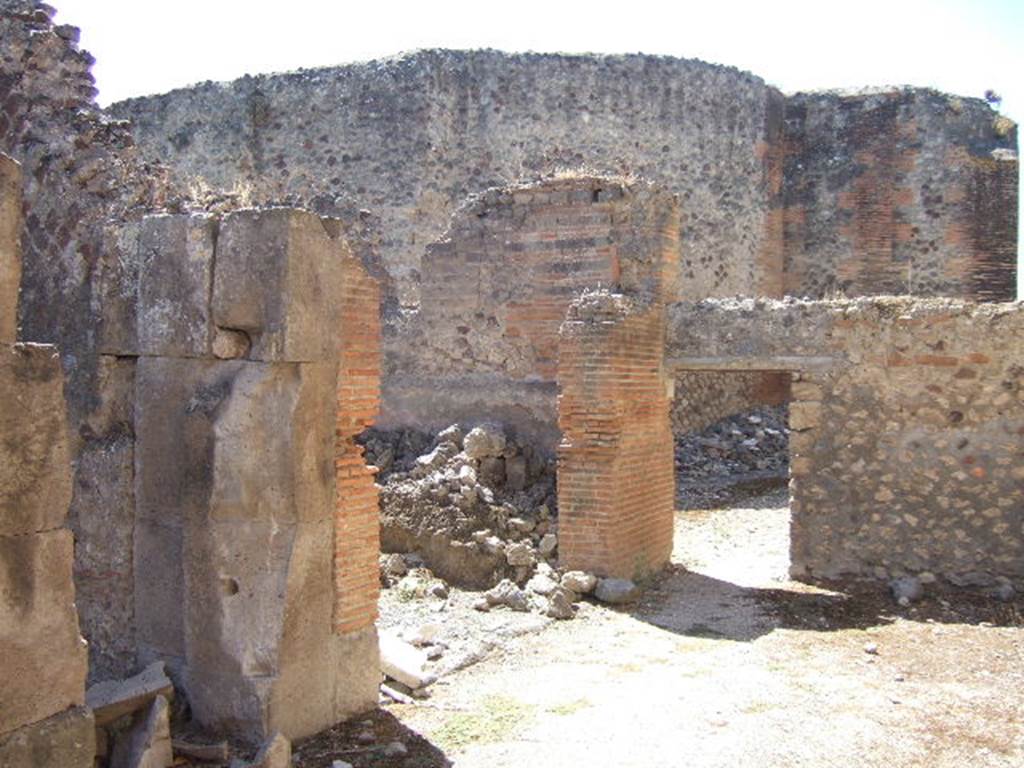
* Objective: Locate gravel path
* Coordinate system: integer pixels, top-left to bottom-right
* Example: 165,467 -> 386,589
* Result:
299,490 -> 1024,767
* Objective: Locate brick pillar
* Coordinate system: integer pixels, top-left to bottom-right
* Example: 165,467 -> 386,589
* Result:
334,255 -> 382,635
557,292 -> 674,578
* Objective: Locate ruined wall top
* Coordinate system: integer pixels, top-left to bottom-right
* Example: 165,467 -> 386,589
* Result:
109,47 -> 1017,306
110,48 -> 786,307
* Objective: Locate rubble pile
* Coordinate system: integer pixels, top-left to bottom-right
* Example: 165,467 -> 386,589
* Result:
675,405 -> 790,508
361,423 -> 558,588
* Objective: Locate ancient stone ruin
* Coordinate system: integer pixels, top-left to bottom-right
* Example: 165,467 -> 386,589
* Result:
0,1 -> 1019,765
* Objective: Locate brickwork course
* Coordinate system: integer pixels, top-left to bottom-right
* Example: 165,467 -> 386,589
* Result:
383,176 -> 679,451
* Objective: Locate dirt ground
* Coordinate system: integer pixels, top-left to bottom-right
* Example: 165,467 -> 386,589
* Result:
296,489 -> 1023,768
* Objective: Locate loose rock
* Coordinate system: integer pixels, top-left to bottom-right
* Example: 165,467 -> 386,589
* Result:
561,571 -> 597,594
485,579 -> 530,612
890,576 -> 923,604
463,424 -> 506,459
594,578 -> 640,604
544,586 -> 576,620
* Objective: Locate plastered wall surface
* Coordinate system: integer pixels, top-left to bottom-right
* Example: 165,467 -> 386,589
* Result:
668,297 -> 1024,588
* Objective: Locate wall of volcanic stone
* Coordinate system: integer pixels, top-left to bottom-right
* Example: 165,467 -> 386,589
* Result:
668,297 -> 1024,588
110,49 -> 785,309
108,48 -> 1018,444
0,0 -> 170,682
782,88 -> 1018,301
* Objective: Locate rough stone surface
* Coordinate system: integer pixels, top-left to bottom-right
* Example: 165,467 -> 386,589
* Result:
71,355 -> 137,681
463,425 -> 507,460
381,177 -> 679,451
248,732 -> 291,768
0,707 -> 95,768
594,578 -> 641,604
365,423 -> 556,589
0,343 -> 72,537
213,208 -> 344,362
560,571 -> 597,595
86,661 -> 174,727
0,528 -> 88,736
1,153 -> 21,343
783,89 -> 1018,301
543,586 -> 576,620
112,53 -> 1016,310
109,694 -> 172,768
669,297 -> 1024,588
135,214 -> 216,358
132,353 -> 379,742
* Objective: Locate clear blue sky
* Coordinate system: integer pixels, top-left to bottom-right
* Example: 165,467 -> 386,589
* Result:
56,0 -> 1022,297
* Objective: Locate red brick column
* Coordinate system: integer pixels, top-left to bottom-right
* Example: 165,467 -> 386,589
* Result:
557,293 -> 674,578
334,254 -> 382,634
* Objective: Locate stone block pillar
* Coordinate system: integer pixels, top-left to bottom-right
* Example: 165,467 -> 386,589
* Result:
130,208 -> 380,744
0,153 -> 94,767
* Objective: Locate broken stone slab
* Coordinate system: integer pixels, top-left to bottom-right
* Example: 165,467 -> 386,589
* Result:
0,343 -> 72,537
170,738 -> 230,763
0,529 -> 87,735
594,578 -> 640,604
137,213 -> 216,358
213,208 -> 344,363
86,661 -> 174,727
0,706 -> 95,768
248,732 -> 291,768
379,632 -> 436,690
0,153 -> 21,344
543,586 -> 576,620
561,571 -> 597,595
110,694 -> 172,768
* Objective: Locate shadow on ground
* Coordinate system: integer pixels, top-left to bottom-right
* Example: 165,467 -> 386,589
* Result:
294,708 -> 451,768
625,565 -> 1023,642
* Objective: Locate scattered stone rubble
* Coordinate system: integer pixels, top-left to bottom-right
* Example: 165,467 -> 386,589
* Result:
675,404 -> 790,508
363,422 -> 558,588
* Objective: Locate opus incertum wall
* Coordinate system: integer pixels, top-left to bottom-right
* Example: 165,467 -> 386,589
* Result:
668,297 -> 1024,589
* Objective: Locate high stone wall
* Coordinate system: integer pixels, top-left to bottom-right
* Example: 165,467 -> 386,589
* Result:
0,151 -> 93,768
108,48 -> 1018,444
783,89 -> 1018,301
110,50 -> 784,309
0,0 -> 169,681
